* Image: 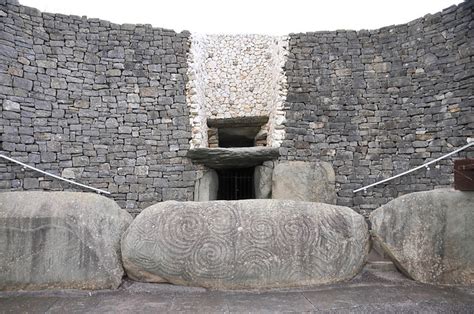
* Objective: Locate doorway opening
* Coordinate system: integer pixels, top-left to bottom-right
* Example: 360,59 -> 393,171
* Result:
218,126 -> 261,147
207,116 -> 269,148
217,167 -> 255,200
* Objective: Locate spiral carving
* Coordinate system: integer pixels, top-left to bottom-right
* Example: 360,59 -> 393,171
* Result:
122,200 -> 368,289
187,236 -> 235,279
236,247 -> 276,280
207,203 -> 240,236
156,207 -> 206,256
277,215 -> 315,250
245,218 -> 276,245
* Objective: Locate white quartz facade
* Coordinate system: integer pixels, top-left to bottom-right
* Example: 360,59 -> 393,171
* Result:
186,34 -> 288,148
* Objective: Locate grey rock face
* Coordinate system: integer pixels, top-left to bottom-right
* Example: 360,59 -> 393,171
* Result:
122,199 -> 369,289
272,161 -> 336,204
0,192 -> 133,291
370,189 -> 474,285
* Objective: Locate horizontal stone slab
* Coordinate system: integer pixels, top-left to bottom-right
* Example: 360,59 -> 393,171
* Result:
187,147 -> 279,169
207,116 -> 269,128
122,199 -> 370,289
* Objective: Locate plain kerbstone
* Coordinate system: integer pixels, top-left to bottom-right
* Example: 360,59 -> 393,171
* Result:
0,191 -> 133,291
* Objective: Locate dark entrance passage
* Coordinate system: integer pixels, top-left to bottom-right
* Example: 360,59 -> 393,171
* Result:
217,168 -> 255,200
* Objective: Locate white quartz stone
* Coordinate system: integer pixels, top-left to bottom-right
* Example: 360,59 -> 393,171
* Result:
186,34 -> 288,148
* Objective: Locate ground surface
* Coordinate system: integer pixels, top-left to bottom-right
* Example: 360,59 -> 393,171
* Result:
1,265 -> 473,313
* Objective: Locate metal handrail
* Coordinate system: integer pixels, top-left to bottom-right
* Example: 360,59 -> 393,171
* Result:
0,154 -> 111,195
353,139 -> 474,193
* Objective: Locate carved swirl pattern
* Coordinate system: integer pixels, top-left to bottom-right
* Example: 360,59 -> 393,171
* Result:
123,201 -> 367,288
277,215 -> 315,251
187,235 -> 235,279
156,207 -> 206,256
207,204 -> 240,236
245,218 -> 276,245
235,247 -> 276,280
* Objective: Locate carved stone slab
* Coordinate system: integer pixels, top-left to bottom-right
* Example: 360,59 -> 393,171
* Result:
370,189 -> 474,285
0,192 -> 133,291
122,199 -> 369,289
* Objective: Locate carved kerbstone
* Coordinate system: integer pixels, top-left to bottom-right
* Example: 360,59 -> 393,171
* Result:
122,199 -> 369,289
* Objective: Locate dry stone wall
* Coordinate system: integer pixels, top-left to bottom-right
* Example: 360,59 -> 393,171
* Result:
0,0 -> 472,215
186,34 -> 287,148
281,2 -> 473,215
0,0 -> 195,213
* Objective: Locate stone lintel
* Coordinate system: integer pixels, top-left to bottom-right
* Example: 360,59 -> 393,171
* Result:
187,147 -> 279,169
207,116 -> 269,128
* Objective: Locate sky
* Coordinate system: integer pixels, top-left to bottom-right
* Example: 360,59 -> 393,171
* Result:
20,0 -> 463,35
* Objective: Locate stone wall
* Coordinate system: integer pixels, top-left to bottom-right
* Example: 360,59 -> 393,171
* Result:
0,0 -> 472,216
186,34 -> 287,148
0,1 -> 195,213
281,1 -> 473,215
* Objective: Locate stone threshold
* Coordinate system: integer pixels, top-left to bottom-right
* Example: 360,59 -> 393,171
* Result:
187,147 -> 279,169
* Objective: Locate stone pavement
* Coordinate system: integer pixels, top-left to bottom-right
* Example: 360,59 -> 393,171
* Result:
1,265 -> 473,313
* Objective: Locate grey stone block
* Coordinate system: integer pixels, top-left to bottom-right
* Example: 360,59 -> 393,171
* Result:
139,87 -> 158,97
51,77 -> 67,89
41,152 -> 56,163
272,161 -> 336,204
105,118 -> 119,128
162,188 -> 188,201
2,100 -> 20,111
118,126 -> 132,134
12,77 -> 33,91
194,169 -> 218,201
23,177 -> 39,189
36,60 -> 57,69
254,164 -> 273,199
72,156 -> 89,167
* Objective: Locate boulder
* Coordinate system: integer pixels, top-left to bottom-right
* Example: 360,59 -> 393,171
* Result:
272,161 -> 336,204
122,199 -> 369,289
0,191 -> 133,291
370,189 -> 474,285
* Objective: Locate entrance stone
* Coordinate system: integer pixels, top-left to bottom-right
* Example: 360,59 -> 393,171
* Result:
121,199 -> 369,289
